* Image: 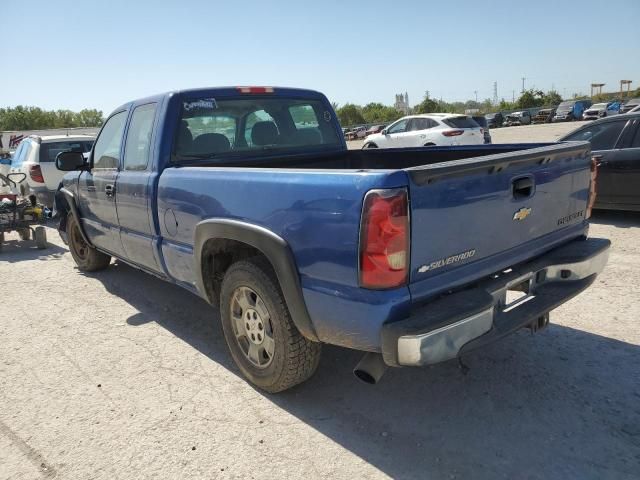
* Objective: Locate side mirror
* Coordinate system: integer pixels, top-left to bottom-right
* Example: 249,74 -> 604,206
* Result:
381,129 -> 388,135
56,151 -> 86,171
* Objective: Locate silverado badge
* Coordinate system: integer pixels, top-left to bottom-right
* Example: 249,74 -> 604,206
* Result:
513,207 -> 532,221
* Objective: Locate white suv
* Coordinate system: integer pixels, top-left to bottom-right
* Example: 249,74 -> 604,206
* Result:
10,135 -> 94,206
362,114 -> 483,149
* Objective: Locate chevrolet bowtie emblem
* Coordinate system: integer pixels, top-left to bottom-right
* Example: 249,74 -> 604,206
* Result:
513,207 -> 532,221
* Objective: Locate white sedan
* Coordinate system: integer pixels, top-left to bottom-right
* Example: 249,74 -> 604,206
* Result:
362,114 -> 484,149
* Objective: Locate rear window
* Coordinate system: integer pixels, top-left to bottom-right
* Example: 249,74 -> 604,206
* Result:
472,116 -> 487,128
40,140 -> 93,163
442,116 -> 479,129
174,96 -> 341,161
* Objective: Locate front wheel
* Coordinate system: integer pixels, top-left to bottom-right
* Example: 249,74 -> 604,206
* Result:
220,258 -> 321,393
67,213 -> 111,271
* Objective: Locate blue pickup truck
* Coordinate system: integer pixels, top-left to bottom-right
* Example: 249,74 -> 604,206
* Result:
54,86 -> 610,392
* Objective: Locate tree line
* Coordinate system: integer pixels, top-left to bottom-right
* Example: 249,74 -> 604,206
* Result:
0,106 -> 104,131
335,87 -> 640,127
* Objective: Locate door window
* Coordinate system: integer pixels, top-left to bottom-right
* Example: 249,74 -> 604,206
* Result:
124,103 -> 157,171
410,118 -> 435,131
387,119 -> 409,134
564,120 -> 628,151
93,111 -> 127,169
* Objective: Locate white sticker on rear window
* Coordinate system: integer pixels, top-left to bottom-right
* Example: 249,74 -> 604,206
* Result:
183,99 -> 217,112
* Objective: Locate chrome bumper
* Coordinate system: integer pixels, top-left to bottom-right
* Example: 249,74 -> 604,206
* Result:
381,237 -> 610,367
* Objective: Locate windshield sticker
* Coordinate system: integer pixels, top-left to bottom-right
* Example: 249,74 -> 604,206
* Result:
183,98 -> 217,112
323,110 -> 332,122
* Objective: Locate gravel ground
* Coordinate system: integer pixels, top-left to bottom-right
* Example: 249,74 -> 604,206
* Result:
1,127 -> 639,478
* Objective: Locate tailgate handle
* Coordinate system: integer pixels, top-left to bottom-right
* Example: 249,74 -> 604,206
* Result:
512,177 -> 534,198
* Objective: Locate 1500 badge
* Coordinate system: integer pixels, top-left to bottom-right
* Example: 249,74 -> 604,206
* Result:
418,249 -> 476,273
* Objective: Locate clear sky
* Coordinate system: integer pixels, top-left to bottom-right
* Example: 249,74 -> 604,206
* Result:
2,0 -> 639,114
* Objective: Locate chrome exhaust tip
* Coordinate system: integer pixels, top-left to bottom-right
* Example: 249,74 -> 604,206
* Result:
353,352 -> 388,385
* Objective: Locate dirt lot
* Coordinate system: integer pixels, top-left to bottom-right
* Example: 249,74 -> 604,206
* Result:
2,125 -> 639,479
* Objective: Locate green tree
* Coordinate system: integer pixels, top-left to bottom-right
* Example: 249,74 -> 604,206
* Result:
0,106 -> 104,130
336,103 -> 365,127
542,90 -> 563,106
413,97 -> 439,114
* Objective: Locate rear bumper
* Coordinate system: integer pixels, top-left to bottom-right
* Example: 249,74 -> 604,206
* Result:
381,237 -> 610,367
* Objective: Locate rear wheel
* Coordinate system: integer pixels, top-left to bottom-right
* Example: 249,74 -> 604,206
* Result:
424,142 -> 436,147
67,214 -> 111,271
220,258 -> 321,393
362,142 -> 378,149
18,228 -> 30,240
34,226 -> 47,249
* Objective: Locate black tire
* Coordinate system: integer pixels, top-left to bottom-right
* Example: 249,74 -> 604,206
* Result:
424,143 -> 436,147
220,258 -> 321,393
0,232 -> 4,252
362,143 -> 378,149
34,226 -> 47,249
67,214 -> 111,271
18,228 -> 30,240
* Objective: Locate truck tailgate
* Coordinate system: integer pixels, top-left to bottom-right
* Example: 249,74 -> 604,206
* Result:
405,142 -> 592,299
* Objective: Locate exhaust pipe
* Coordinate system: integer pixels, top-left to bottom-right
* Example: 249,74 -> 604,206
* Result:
353,352 -> 388,385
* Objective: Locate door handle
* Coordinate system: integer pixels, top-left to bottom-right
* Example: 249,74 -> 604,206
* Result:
105,184 -> 115,197
512,176 -> 534,199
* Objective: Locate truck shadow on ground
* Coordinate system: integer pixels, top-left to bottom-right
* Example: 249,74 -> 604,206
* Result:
590,210 -> 640,228
0,234 -> 67,263
91,261 -> 640,479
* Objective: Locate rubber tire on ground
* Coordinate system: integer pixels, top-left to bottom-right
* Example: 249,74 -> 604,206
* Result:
0,232 -> 4,252
19,228 -> 31,241
362,143 -> 378,149
34,226 -> 47,249
67,213 -> 111,271
220,258 -> 321,393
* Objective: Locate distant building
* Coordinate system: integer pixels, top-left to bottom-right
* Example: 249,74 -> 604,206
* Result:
394,92 -> 410,114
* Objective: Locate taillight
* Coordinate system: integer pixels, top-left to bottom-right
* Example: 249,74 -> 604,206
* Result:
586,156 -> 599,219
359,188 -> 409,289
442,130 -> 464,137
236,86 -> 274,94
29,165 -> 44,183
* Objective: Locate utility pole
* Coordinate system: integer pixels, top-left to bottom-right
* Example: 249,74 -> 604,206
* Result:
493,81 -> 498,105
521,77 -> 526,93
474,90 -> 478,103
512,90 -> 515,103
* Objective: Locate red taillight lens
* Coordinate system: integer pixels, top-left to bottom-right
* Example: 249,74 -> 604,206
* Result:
29,165 -> 44,183
586,156 -> 599,219
359,188 -> 409,289
442,130 -> 464,137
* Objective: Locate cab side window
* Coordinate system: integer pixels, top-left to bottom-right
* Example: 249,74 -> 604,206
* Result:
565,120 -> 627,151
93,111 -> 127,169
124,103 -> 157,171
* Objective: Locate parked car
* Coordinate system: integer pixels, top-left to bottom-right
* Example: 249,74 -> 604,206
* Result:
583,102 -> 621,120
345,126 -> 367,140
532,108 -> 556,124
362,114 -> 484,148
485,112 -> 503,128
471,115 -> 492,143
560,112 -> 640,211
620,98 -> 640,114
54,86 -> 609,392
504,111 -> 532,126
365,125 -> 386,136
9,135 -> 94,206
553,100 -> 592,121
